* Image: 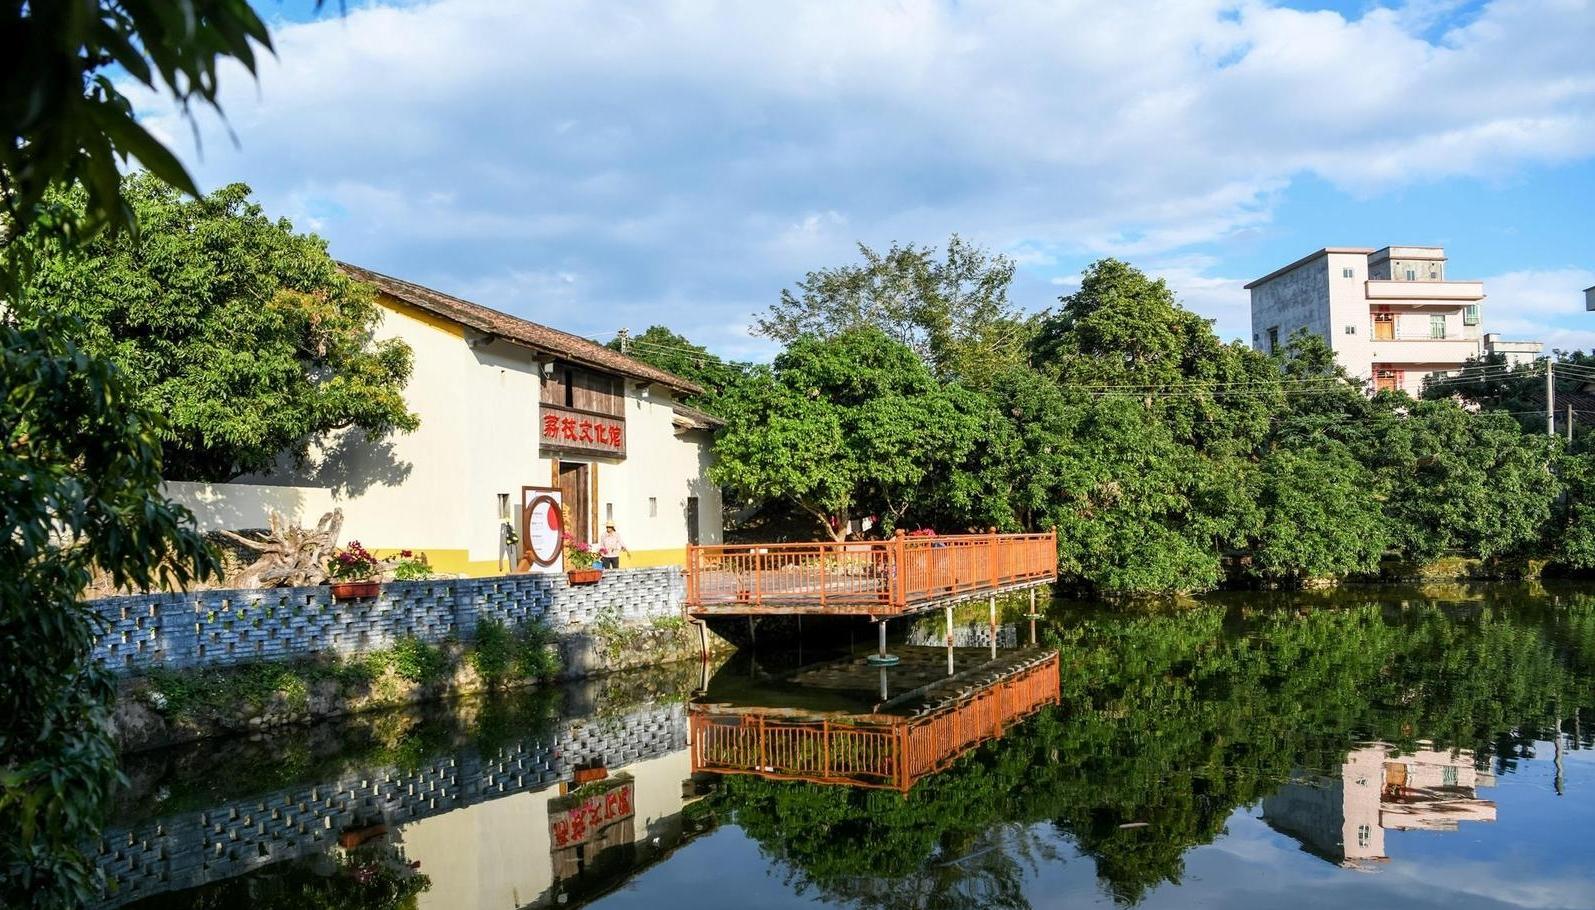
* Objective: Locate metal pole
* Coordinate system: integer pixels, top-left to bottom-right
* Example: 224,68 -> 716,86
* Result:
945,604 -> 955,676
868,618 -> 899,666
1547,360 -> 1556,436
1029,588 -> 1038,646
989,595 -> 997,659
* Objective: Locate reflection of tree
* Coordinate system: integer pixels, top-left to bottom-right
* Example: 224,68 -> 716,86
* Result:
714,593 -> 1595,907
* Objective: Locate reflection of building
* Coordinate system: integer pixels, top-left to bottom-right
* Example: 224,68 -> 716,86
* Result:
1262,744 -> 1496,868
691,648 -> 1059,792
400,746 -> 711,909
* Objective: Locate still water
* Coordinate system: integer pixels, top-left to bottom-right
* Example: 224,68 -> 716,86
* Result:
99,584 -> 1595,909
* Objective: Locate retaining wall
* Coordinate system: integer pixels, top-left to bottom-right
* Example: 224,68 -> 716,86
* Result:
89,569 -> 685,674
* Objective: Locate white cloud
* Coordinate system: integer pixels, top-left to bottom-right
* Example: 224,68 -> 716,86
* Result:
130,0 -> 1595,353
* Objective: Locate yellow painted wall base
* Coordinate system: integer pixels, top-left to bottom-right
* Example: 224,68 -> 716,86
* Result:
372,547 -> 687,578
622,548 -> 688,569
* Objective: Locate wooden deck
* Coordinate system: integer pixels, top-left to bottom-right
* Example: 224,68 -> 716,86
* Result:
689,649 -> 1060,792
685,530 -> 1058,617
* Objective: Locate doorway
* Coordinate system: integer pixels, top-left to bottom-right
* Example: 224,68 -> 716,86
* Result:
1373,312 -> 1395,340
686,496 -> 701,546
557,461 -> 591,544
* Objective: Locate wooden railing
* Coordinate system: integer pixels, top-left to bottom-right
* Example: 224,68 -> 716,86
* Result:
685,530 -> 1057,615
689,651 -> 1060,791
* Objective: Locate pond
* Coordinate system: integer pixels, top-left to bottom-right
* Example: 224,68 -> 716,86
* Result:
97,583 -> 1595,909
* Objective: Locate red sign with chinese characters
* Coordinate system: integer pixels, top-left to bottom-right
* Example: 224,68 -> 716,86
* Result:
539,404 -> 626,458
549,781 -> 634,849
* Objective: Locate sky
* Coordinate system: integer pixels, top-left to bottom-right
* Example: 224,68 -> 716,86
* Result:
132,0 -> 1595,361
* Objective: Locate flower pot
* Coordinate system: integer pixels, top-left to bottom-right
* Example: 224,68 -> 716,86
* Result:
330,580 -> 381,600
567,568 -> 603,585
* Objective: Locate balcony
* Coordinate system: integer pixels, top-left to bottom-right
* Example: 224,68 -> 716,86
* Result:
1367,336 -> 1480,365
1365,279 -> 1484,302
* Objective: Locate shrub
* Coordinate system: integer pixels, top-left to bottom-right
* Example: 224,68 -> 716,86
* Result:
391,549 -> 434,581
386,636 -> 449,685
470,619 -> 560,686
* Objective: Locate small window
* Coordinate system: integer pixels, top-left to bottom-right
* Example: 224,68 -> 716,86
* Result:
1267,326 -> 1279,354
1342,267 -> 1355,278
1405,268 -> 1417,281
605,502 -> 614,521
563,368 -> 575,407
648,496 -> 658,518
1464,304 -> 1480,326
1344,324 -> 1356,335
1429,267 -> 1439,279
1430,314 -> 1446,339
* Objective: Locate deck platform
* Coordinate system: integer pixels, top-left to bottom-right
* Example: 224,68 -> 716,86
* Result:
685,530 -> 1058,619
690,648 -> 1060,792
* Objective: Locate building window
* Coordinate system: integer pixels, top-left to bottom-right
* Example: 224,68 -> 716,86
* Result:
605,502 -> 613,521
1443,765 -> 1458,787
1430,314 -> 1446,339
648,496 -> 658,518
1357,824 -> 1371,848
1342,267 -> 1355,278
1344,324 -> 1356,335
1405,268 -> 1417,280
1267,326 -> 1279,354
1464,304 -> 1480,326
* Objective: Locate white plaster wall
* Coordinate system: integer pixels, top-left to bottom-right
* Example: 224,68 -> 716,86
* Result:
1327,250 -> 1377,380
590,389 -> 723,555
162,481 -> 335,532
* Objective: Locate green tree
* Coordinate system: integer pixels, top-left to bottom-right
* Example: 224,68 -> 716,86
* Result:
1,4 -> 288,906
1,323 -> 218,907
1249,442 -> 1388,582
711,328 -> 985,539
607,324 -> 749,416
17,174 -> 418,481
757,235 -> 1032,384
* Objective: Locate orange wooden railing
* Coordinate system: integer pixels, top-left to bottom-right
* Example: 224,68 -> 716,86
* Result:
689,652 -> 1060,791
685,530 -> 1057,614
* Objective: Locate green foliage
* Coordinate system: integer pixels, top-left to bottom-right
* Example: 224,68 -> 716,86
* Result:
608,325 -> 750,416
470,619 -> 560,686
757,235 -> 1032,385
1250,442 -> 1387,581
390,551 -> 434,581
0,318 -> 219,907
711,327 -> 987,538
15,175 -> 418,481
386,636 -> 450,685
0,0 -> 275,258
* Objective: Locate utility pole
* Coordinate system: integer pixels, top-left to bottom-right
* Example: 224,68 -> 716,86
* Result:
1547,360 -> 1556,436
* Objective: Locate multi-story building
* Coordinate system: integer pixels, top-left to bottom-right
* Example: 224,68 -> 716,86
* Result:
1246,246 -> 1537,394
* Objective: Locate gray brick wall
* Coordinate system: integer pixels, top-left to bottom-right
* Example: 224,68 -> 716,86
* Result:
93,702 -> 687,907
88,568 -> 685,673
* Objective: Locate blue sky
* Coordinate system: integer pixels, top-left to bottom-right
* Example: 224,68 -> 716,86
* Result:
134,0 -> 1595,360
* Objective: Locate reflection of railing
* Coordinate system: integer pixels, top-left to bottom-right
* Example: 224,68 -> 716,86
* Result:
685,531 -> 1057,615
689,652 -> 1060,791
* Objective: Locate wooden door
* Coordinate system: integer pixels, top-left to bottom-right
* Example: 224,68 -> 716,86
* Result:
558,462 -> 590,543
1373,313 -> 1395,340
686,496 -> 701,546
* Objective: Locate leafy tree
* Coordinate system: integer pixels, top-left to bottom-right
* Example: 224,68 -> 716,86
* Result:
1,4 -> 289,906
606,324 -> 749,416
711,328 -> 984,539
757,235 -> 1032,384
1249,442 -> 1387,582
17,174 -> 418,481
1,322 -> 218,907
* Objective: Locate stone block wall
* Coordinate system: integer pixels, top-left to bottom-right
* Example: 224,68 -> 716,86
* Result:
93,702 -> 687,908
88,568 -> 686,674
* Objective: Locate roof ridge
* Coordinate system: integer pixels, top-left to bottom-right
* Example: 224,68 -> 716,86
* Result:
338,262 -> 703,395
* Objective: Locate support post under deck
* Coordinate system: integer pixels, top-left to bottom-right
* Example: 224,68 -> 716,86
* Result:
867,618 -> 900,666
945,604 -> 955,676
1029,588 -> 1038,646
989,595 -> 998,659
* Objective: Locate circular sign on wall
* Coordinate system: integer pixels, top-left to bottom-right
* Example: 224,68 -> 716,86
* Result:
524,494 -> 564,568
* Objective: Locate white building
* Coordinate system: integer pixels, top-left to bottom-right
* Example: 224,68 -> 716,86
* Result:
1246,246 -> 1540,394
207,264 -> 723,577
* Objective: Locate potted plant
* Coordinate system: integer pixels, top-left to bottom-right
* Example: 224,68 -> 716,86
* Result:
564,536 -> 602,585
328,540 -> 382,599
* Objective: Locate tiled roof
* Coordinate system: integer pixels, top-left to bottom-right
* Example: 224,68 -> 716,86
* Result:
671,402 -> 724,431
340,262 -> 703,395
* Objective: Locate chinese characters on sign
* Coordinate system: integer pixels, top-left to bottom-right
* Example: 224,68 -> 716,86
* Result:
549,781 -> 634,849
539,404 -> 625,457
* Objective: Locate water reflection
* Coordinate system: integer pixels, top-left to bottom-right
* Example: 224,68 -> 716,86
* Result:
96,584 -> 1595,909
690,647 -> 1059,791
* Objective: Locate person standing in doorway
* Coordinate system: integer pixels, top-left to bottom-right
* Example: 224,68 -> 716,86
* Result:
599,522 -> 630,569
